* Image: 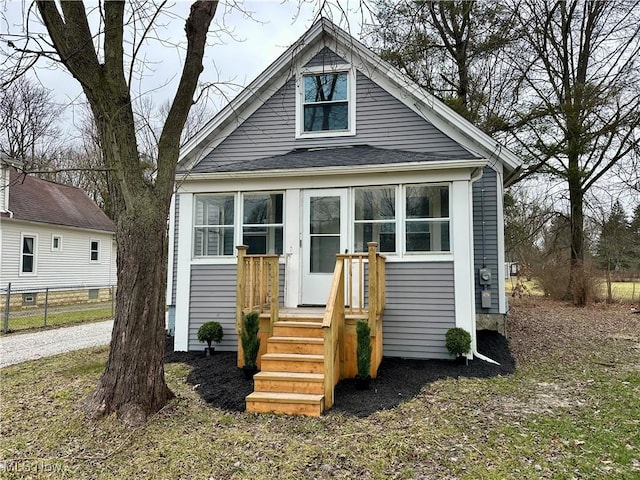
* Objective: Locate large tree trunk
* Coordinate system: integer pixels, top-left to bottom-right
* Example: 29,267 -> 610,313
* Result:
567,160 -> 586,305
83,196 -> 173,426
35,0 -> 218,426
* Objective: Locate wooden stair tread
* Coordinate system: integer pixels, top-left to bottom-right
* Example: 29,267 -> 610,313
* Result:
247,392 -> 324,404
261,353 -> 323,361
254,371 -> 324,382
268,336 -> 324,344
274,320 -> 323,327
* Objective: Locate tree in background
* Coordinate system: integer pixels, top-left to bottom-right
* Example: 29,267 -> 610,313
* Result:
3,1 -> 218,426
365,0 -> 518,135
0,76 -> 66,171
509,0 -> 640,305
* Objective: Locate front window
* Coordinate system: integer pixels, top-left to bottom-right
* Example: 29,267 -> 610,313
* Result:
405,185 -> 450,252
303,72 -> 349,132
90,240 -> 100,262
242,193 -> 284,254
354,187 -> 396,253
194,195 -> 235,256
21,235 -> 36,274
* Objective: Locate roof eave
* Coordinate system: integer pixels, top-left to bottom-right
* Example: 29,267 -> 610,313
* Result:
179,158 -> 488,182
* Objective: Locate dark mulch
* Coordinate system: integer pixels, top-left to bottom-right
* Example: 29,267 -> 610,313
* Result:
164,330 -> 515,417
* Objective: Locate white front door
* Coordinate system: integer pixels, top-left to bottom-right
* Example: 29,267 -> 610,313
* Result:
301,189 -> 348,305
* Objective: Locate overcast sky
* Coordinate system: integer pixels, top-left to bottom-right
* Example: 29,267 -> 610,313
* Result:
2,1 -> 370,134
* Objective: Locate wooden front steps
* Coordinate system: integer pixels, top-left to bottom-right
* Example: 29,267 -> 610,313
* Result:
246,310 -> 326,416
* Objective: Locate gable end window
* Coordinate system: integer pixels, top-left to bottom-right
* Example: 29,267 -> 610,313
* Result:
297,67 -> 355,137
90,240 -> 100,262
20,234 -> 37,274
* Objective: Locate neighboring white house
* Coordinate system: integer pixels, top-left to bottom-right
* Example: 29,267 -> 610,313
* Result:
167,19 -> 521,360
0,155 -> 116,307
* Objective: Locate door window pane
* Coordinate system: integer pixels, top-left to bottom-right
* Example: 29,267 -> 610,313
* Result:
310,197 -> 340,234
310,236 -> 340,273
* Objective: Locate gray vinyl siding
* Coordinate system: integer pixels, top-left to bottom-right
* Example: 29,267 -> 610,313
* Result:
382,262 -> 455,359
194,73 -> 472,172
188,263 -> 285,351
304,47 -> 345,67
473,166 -> 500,313
171,195 -> 179,305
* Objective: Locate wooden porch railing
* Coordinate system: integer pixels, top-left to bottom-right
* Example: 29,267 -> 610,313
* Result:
235,245 -> 279,335
322,242 -> 386,409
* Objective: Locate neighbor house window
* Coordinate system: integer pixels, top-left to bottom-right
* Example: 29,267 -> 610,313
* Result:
90,239 -> 100,262
242,193 -> 284,255
354,187 -> 396,253
194,195 -> 235,257
302,72 -> 350,133
405,185 -> 450,252
51,235 -> 62,251
20,234 -> 36,274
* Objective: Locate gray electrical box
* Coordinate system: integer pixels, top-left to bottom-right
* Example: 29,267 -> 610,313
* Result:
481,288 -> 492,308
479,268 -> 492,286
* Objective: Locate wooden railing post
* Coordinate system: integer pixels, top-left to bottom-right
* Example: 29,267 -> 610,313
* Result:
236,245 -> 248,334
367,242 -> 378,331
270,257 -> 279,334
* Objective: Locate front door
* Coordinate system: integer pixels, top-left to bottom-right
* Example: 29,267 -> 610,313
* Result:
301,189 -> 348,305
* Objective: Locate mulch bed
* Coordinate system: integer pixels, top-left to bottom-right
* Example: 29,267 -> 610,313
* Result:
164,330 -> 515,417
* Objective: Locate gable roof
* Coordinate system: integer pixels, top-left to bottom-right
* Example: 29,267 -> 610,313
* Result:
2,169 -> 115,232
180,18 -> 521,180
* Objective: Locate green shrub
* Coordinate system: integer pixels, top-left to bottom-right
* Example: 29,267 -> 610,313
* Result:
356,319 -> 372,378
241,311 -> 260,369
197,321 -> 223,349
445,327 -> 471,357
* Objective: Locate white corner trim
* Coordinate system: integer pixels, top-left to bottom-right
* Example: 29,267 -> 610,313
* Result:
174,192 -> 193,351
496,170 -> 507,314
284,189 -> 301,308
166,194 -> 176,306
451,180 -> 476,352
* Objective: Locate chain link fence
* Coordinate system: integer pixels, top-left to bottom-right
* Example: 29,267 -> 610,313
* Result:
1,283 -> 116,333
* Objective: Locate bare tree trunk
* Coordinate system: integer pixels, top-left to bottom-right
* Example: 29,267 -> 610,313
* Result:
568,161 -> 586,305
35,0 -> 218,426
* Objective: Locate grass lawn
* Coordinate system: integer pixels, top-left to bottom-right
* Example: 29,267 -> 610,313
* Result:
1,306 -> 113,334
506,278 -> 640,303
1,298 -> 639,479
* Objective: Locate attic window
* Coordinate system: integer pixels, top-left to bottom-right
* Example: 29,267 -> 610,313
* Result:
297,67 -> 356,138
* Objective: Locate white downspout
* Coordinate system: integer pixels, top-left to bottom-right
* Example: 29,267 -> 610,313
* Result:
469,166 -> 501,366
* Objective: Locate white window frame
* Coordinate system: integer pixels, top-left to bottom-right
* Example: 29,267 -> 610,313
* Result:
352,185 -> 398,254
295,64 -> 357,139
51,234 -> 62,252
20,233 -> 37,276
193,194 -> 236,258
90,239 -> 101,263
241,191 -> 285,255
403,183 -> 452,255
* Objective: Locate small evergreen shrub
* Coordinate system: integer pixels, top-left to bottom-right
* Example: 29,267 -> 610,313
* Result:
241,311 -> 260,369
197,321 -> 223,349
445,327 -> 471,357
356,319 -> 372,378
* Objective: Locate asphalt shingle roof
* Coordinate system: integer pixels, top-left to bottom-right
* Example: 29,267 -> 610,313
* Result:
3,169 -> 115,232
189,145 -> 480,174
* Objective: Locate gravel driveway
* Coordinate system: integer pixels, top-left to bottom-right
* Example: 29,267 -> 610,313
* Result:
0,320 -> 113,369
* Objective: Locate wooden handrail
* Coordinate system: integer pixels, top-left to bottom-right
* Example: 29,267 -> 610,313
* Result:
236,246 -> 279,334
322,258 -> 344,409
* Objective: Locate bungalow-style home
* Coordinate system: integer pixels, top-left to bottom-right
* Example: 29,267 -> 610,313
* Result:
167,19 -> 521,415
0,154 -> 116,308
